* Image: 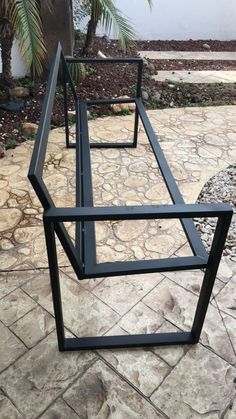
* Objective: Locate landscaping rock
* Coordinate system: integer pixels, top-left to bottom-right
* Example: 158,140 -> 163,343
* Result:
9,87 -> 29,98
191,95 -> 201,103
202,43 -> 211,50
142,91 -> 149,101
147,62 -> 155,73
22,122 -> 38,137
195,163 -> 236,258
0,100 -> 25,112
110,96 -> 136,113
68,110 -> 76,120
152,91 -> 161,102
142,58 -> 149,67
97,50 -> 106,58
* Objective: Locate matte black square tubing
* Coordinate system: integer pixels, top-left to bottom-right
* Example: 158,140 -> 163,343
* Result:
28,44 -> 233,351
44,205 -> 232,350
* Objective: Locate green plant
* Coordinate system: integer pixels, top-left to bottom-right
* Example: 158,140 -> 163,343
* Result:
22,79 -> 36,89
74,28 -> 86,42
15,78 -> 35,89
165,79 -> 178,85
87,65 -> 96,75
181,81 -> 191,89
75,0 -> 152,54
68,117 -> 76,126
0,0 -> 52,85
55,88 -> 64,100
5,138 -> 18,149
67,61 -> 86,84
119,108 -> 132,116
27,132 -> 36,141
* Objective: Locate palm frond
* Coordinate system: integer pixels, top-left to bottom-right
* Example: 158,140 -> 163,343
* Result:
95,0 -> 136,51
10,0 -> 47,76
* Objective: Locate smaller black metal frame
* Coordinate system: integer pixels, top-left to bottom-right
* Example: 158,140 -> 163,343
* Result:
28,43 -> 233,351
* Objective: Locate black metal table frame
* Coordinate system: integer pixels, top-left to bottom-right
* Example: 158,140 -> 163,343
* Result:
28,43 -> 232,351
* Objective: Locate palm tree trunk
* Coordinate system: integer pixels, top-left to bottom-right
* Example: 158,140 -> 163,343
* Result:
82,7 -> 99,55
0,24 -> 14,87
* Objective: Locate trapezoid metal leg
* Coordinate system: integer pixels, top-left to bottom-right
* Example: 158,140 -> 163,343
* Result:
191,213 -> 232,343
44,219 -> 65,351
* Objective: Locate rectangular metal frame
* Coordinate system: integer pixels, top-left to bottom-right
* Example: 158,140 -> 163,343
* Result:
28,44 -> 233,351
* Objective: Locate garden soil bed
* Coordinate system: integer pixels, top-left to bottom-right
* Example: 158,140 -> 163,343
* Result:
1,37 -> 236,154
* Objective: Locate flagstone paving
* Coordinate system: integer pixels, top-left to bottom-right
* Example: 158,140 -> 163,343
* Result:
139,50 -> 236,61
152,70 -> 236,84
0,106 -> 236,418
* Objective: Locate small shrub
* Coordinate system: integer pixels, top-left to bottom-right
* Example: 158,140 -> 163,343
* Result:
74,29 -> 86,42
27,133 -> 37,141
5,138 -> 18,150
120,108 -> 132,116
66,61 -> 86,84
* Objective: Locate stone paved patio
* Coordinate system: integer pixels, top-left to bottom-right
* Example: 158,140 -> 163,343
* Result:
139,50 -> 236,61
152,71 -> 236,84
0,106 -> 236,418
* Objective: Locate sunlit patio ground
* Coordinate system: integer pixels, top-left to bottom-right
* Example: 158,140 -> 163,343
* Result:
0,106 -> 236,418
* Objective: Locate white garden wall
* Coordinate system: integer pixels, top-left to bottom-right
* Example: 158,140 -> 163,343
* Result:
95,0 -> 236,41
0,39 -> 27,78
2,0 -> 236,81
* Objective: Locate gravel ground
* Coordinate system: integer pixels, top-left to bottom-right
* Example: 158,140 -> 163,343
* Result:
2,37 -> 236,154
195,164 -> 236,260
150,59 -> 236,71
137,39 -> 236,51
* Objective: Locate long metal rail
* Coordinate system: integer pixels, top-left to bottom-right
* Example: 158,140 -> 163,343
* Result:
28,43 -> 233,351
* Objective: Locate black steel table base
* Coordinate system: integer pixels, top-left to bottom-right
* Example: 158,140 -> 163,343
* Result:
28,43 -> 233,352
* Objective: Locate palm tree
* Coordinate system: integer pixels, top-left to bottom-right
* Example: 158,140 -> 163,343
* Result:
79,0 -> 152,54
0,0 -> 49,86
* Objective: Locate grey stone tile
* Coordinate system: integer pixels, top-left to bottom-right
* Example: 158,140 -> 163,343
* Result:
142,278 -> 200,329
151,345 -> 236,419
0,271 -> 35,299
164,270 -> 224,299
174,241 -> 194,257
153,321 -> 190,367
105,324 -> 128,336
0,390 -> 23,419
59,274 -> 120,337
0,321 -> 26,372
23,272 -> 119,337
220,313 -> 236,365
22,271 -> 54,314
93,273 -> 164,315
0,288 -> 37,326
118,301 -> 164,334
215,275 -> 236,319
40,398 -> 79,419
63,359 -> 164,418
143,278 -> 236,364
99,348 -> 170,396
224,397 -> 236,419
216,257 -> 236,283
0,331 -> 96,418
63,269 -> 104,291
10,306 -> 55,348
